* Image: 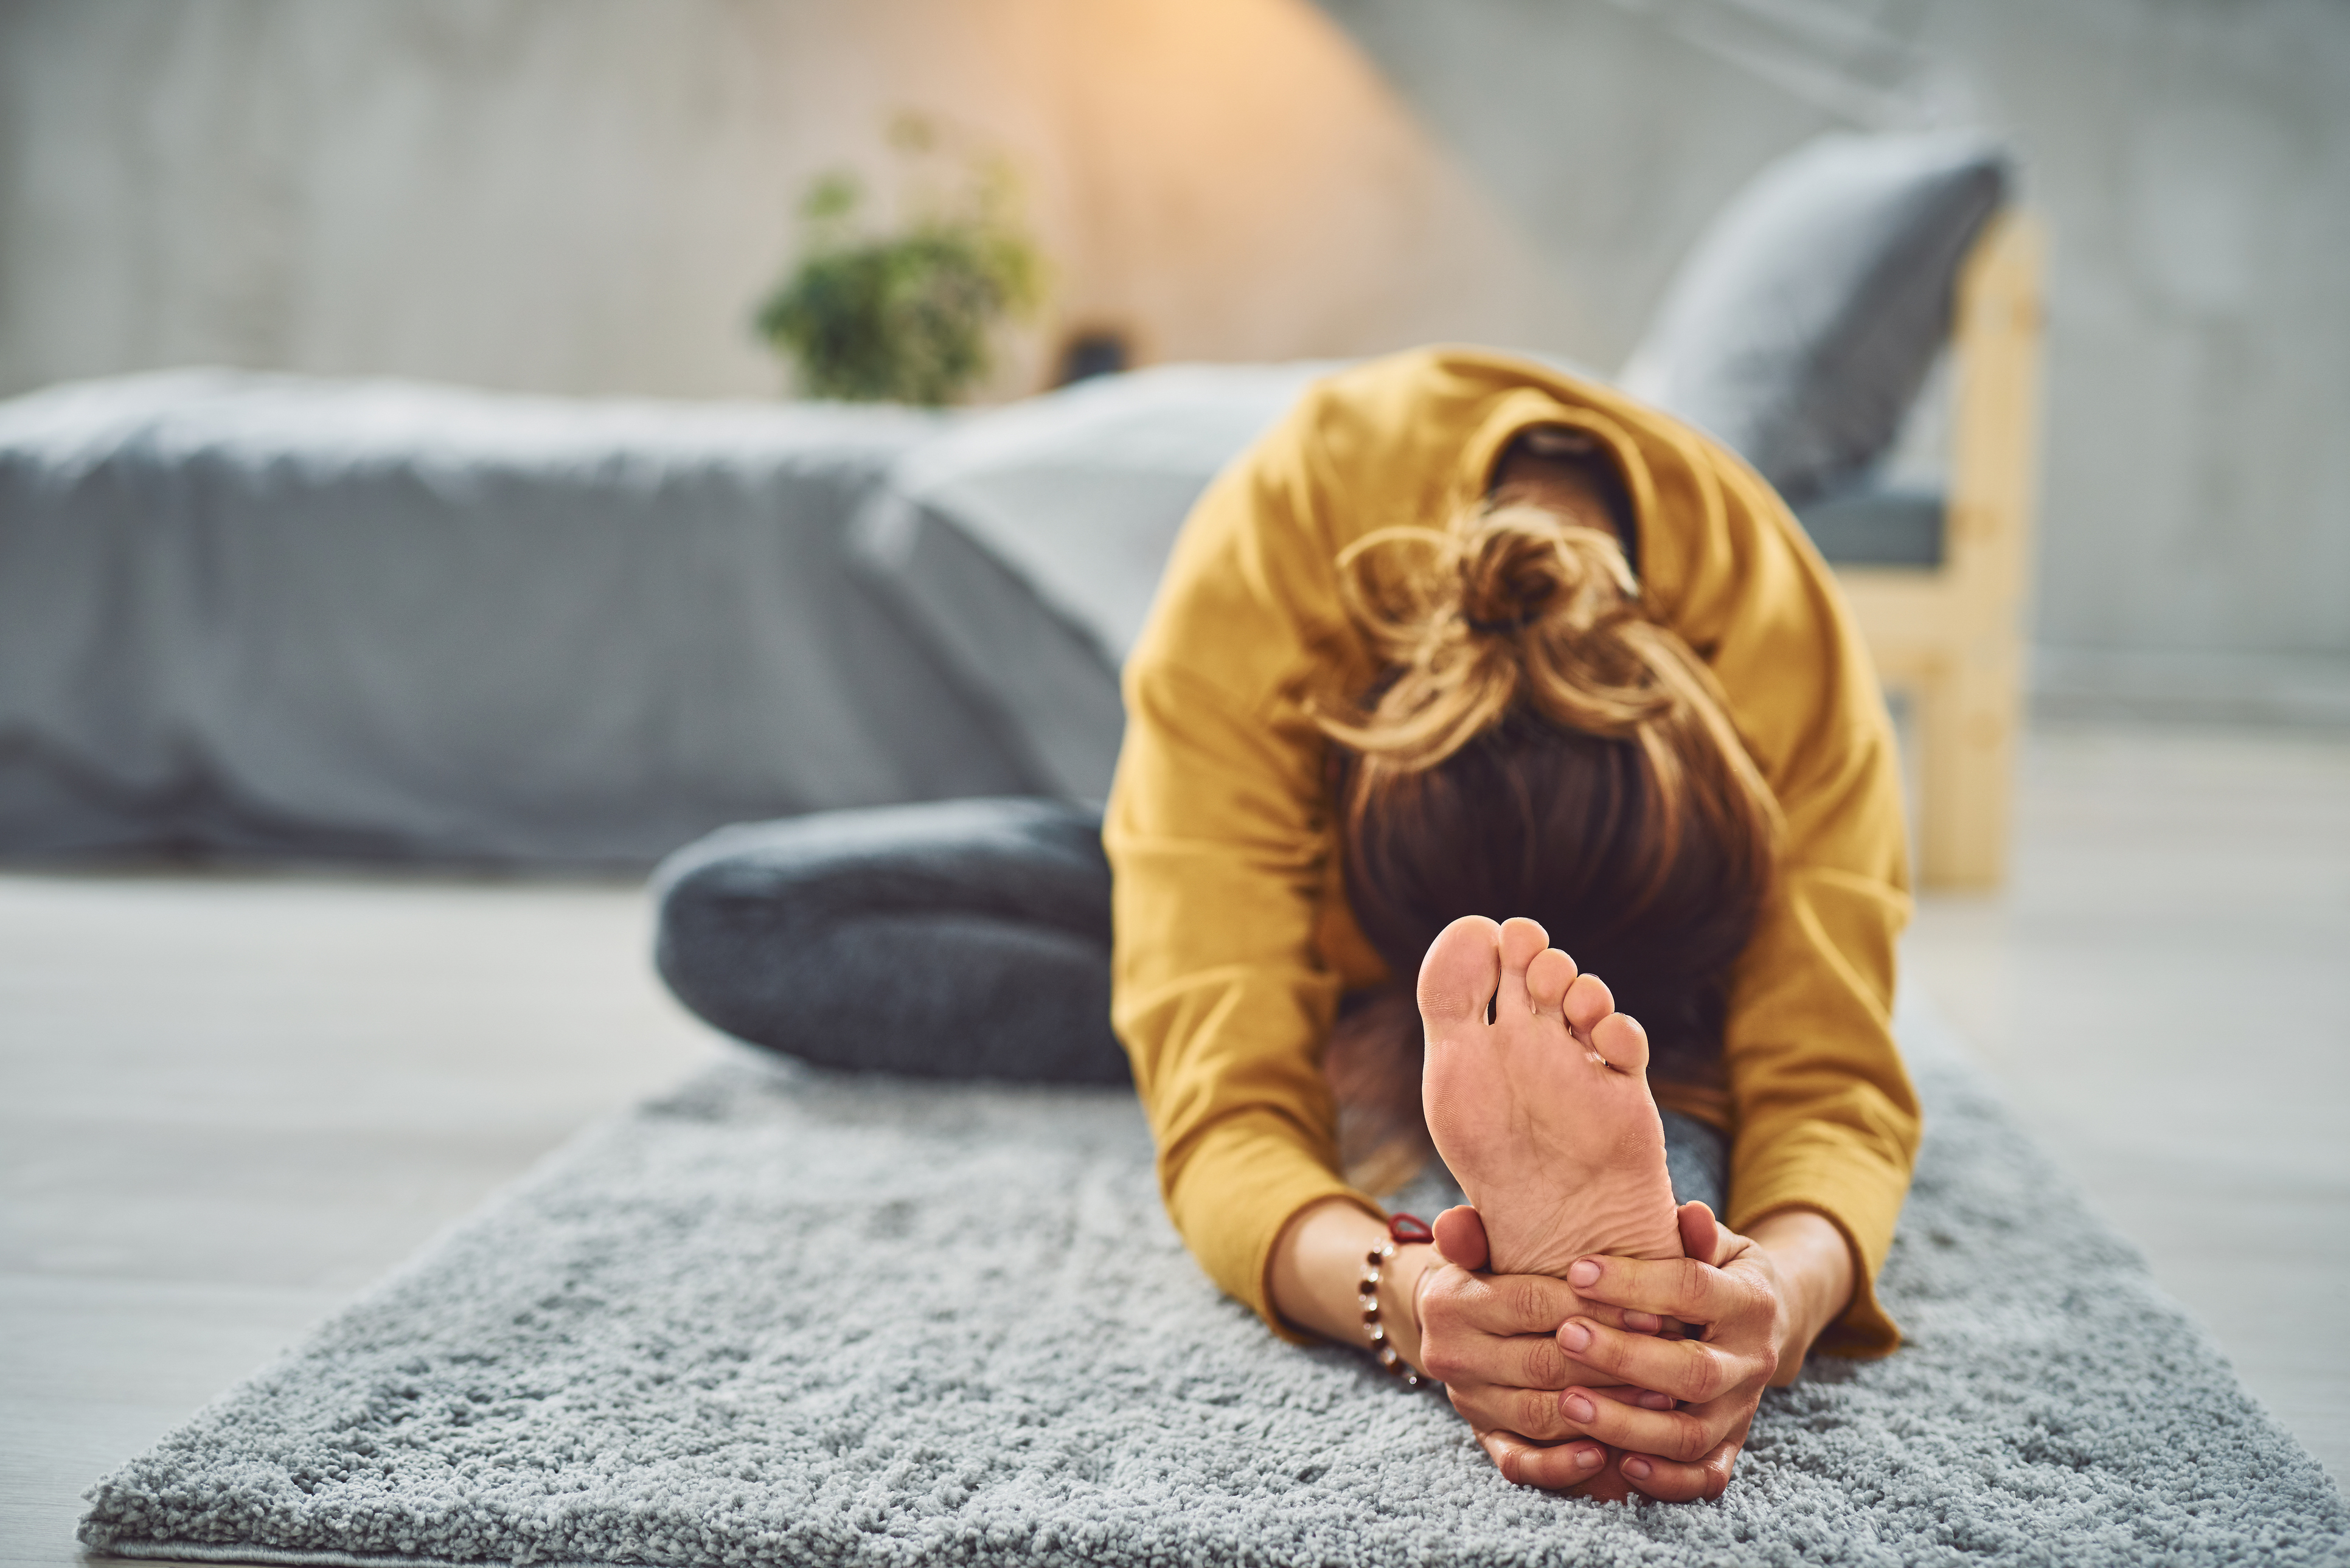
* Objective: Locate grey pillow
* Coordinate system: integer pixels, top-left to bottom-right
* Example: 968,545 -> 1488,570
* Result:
1620,131 -> 2009,504
849,363 -> 1333,801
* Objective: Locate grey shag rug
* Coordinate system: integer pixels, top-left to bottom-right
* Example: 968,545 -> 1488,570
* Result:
81,995 -> 2348,1568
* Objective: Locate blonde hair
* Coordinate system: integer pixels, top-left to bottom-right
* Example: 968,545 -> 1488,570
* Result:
1315,500 -> 1781,915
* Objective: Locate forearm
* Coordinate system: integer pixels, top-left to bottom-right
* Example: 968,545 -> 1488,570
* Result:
1744,1209 -> 1854,1384
1268,1196 -> 1439,1371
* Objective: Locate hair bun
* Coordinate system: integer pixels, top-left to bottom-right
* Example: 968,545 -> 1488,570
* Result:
1317,497 -> 1703,777
1454,504 -> 1625,645
1457,520 -> 1561,636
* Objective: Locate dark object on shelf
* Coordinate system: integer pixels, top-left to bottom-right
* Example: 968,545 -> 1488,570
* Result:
1054,329 -> 1132,386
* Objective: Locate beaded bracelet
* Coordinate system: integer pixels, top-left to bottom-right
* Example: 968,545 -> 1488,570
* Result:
1361,1213 -> 1435,1389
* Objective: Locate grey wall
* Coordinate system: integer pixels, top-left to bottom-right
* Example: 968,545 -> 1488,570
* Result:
1317,0 -> 2350,721
0,0 -> 1548,402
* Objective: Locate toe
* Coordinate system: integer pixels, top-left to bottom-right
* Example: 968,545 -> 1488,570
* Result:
1418,916 -> 1503,1029
1526,947 -> 1579,1017
1563,972 -> 1616,1040
1591,1010 -> 1651,1074
1432,1204 -> 1492,1270
1496,918 -> 1549,1016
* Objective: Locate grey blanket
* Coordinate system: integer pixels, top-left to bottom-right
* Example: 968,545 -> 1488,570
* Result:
78,994 -> 2348,1567
0,366 -> 1333,862
0,371 -> 1046,862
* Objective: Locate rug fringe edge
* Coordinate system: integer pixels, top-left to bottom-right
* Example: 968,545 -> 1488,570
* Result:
94,1543 -> 633,1568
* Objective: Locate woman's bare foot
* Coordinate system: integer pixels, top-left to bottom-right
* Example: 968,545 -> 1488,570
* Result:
1418,915 -> 1682,1279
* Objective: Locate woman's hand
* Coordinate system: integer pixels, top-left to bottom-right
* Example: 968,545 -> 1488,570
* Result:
1415,1205 -> 1679,1495
1542,1205 -> 1855,1501
1422,1202 -> 1855,1501
1267,1195 -> 1672,1497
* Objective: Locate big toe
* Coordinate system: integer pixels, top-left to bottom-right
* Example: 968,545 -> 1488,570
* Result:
1418,916 -> 1502,1029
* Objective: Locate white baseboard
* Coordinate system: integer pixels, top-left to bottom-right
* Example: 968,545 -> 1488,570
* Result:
2031,645 -> 2350,729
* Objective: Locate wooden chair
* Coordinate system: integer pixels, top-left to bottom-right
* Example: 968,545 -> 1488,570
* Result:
1829,211 -> 2046,889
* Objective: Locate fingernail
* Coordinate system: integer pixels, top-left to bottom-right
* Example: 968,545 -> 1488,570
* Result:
1625,1310 -> 1661,1333
1576,1446 -> 1602,1469
1623,1458 -> 1652,1481
1641,1390 -> 1672,1410
1564,1393 -> 1596,1423
1568,1259 -> 1601,1288
1559,1320 -> 1591,1352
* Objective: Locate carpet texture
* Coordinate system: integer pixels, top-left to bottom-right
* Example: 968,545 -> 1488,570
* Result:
81,996 -> 2348,1567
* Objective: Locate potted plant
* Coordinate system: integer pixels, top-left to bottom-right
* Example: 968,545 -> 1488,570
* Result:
756,117 -> 1044,406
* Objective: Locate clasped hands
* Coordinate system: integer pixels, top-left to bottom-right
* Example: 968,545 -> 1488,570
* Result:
1416,1199 -> 1808,1502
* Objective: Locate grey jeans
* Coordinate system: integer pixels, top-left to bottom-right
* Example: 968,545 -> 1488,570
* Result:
652,796 -> 1727,1212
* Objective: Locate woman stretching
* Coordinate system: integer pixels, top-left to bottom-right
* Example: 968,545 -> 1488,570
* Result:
658,346 -> 1917,1502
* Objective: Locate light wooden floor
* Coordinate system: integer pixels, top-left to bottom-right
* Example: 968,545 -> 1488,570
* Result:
4,720 -> 2346,1564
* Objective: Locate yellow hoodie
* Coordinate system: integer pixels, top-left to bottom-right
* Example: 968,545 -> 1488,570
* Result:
1105,347 -> 1919,1357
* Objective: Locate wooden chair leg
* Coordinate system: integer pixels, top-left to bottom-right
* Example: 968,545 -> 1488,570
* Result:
1914,651 -> 2021,889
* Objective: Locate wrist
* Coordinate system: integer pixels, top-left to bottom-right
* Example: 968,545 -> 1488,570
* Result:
1268,1198 -> 1442,1378
1383,1243 -> 1442,1373
1745,1209 -> 1856,1379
